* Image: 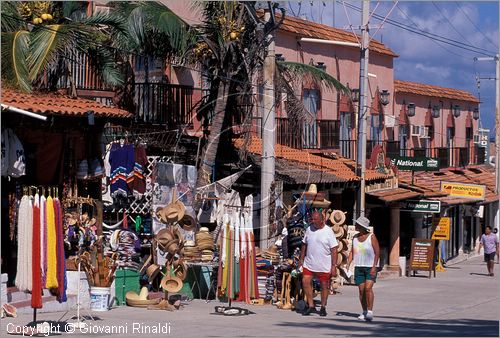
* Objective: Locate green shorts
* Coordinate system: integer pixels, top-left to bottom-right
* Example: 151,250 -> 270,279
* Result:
354,267 -> 377,286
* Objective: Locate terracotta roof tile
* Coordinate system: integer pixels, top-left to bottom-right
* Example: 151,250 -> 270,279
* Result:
275,13 -> 398,57
367,187 -> 421,202
394,80 -> 479,103
236,137 -> 393,183
1,89 -> 132,118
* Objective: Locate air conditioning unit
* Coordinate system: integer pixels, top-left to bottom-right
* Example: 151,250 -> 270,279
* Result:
473,135 -> 480,144
420,126 -> 430,138
410,125 -> 421,136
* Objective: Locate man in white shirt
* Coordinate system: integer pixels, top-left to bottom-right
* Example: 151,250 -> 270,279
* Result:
299,211 -> 338,316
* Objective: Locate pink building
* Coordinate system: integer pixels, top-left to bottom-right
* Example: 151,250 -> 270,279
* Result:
393,80 -> 481,167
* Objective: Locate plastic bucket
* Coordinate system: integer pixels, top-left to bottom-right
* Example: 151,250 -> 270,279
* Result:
90,287 -> 110,311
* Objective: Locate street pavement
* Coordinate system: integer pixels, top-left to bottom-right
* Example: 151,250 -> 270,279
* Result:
2,256 -> 498,337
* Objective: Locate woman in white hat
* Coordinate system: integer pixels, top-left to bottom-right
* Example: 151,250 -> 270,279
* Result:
347,216 -> 380,322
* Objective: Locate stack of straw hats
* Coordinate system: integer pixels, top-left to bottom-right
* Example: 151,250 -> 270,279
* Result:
261,245 -> 280,263
196,227 -> 215,262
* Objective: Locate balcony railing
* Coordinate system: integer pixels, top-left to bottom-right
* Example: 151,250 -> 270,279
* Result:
134,83 -> 201,127
274,117 -> 340,150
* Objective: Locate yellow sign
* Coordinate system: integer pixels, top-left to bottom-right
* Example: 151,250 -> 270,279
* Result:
432,217 -> 450,240
440,182 -> 486,200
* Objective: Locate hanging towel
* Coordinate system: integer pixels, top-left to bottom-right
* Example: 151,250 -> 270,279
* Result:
40,195 -> 46,285
131,144 -> 147,198
45,196 -> 58,289
54,198 -> 67,302
15,196 -> 32,291
31,195 -> 42,308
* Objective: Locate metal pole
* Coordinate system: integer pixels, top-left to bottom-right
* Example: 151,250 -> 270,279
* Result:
356,0 -> 370,219
495,54 -> 499,194
260,8 -> 276,249
495,54 -> 500,233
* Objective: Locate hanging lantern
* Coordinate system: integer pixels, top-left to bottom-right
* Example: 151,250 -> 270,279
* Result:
453,105 -> 461,118
407,103 -> 416,117
380,90 -> 390,106
351,89 -> 360,102
432,105 -> 440,118
473,108 -> 480,120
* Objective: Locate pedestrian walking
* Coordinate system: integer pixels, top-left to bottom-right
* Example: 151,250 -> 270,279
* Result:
347,216 -> 380,322
477,226 -> 499,276
299,211 -> 338,317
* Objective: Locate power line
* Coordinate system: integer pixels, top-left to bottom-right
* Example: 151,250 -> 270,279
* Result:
432,2 -> 476,48
454,1 -> 498,48
395,3 -> 470,60
339,1 -> 496,57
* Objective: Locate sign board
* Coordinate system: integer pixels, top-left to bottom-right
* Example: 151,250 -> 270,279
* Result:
431,217 -> 451,240
409,238 -> 435,278
390,156 -> 439,171
440,181 -> 486,200
400,200 -> 441,213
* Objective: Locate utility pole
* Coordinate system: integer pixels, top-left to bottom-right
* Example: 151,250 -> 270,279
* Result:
356,0 -> 370,219
260,7 -> 276,249
495,54 -> 499,232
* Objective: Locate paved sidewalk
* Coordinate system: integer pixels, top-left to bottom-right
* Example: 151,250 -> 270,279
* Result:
2,256 -> 498,337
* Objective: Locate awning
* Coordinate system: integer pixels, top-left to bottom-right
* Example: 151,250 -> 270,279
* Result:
367,187 -> 421,203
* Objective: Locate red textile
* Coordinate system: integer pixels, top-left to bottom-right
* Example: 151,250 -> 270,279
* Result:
31,203 -> 42,309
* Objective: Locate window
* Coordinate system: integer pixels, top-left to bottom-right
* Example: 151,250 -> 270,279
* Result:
447,127 -> 455,146
302,89 -> 320,148
399,125 -> 408,156
370,114 -> 382,144
340,112 -> 353,158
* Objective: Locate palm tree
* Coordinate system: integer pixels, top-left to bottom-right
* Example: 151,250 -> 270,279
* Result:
1,1 -> 126,94
193,1 -> 349,189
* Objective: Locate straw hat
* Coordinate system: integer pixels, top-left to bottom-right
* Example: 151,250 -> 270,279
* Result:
146,264 -> 161,282
310,198 -> 331,209
156,228 -> 174,251
329,210 -> 346,226
161,274 -> 183,293
125,289 -> 160,308
179,215 -> 197,232
173,261 -> 188,281
307,184 -> 317,194
199,227 -> 209,233
334,226 -> 346,239
165,239 -> 180,255
165,201 -> 186,223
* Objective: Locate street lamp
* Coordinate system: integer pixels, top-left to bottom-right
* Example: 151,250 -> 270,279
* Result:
407,103 -> 416,117
315,62 -> 326,71
432,105 -> 440,118
453,104 -> 461,118
473,107 -> 480,120
351,89 -> 360,102
380,90 -> 390,106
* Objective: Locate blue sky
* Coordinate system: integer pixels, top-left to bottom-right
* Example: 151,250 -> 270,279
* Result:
286,1 -> 499,133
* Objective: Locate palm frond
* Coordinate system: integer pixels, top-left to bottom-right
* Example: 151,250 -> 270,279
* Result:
86,47 -> 124,86
1,30 -> 31,92
1,1 -> 25,32
28,23 -> 88,81
138,1 -> 190,53
277,61 -> 349,94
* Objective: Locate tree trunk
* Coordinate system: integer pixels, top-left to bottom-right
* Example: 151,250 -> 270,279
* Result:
196,79 -> 230,188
